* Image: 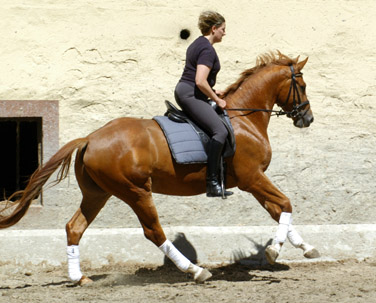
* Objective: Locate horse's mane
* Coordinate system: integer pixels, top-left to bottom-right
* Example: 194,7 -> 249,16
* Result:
222,51 -> 296,98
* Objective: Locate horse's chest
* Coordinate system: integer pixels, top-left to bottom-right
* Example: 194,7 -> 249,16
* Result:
235,136 -> 272,167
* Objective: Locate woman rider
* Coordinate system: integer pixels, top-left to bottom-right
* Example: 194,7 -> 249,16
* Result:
174,11 -> 233,197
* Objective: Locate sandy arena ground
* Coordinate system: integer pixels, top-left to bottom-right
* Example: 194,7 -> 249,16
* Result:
1,258 -> 375,303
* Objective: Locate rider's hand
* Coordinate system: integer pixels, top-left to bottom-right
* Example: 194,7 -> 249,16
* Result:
216,98 -> 227,109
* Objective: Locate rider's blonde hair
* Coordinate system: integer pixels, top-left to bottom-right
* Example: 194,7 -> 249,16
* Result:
198,11 -> 225,35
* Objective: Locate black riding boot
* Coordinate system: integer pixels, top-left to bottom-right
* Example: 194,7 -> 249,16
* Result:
206,139 -> 233,197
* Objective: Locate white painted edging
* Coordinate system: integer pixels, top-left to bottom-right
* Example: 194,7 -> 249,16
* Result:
1,224 -> 375,267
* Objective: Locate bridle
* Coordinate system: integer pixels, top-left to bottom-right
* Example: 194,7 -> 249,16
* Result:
226,65 -> 310,120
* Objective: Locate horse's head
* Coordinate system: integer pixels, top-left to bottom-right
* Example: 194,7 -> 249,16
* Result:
277,57 -> 314,128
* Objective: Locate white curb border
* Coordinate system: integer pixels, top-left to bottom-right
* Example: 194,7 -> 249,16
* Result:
1,224 -> 375,267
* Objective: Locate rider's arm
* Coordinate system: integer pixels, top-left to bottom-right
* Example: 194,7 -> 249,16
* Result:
195,64 -> 226,109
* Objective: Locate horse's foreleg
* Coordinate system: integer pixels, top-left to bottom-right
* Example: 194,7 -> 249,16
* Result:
242,172 -> 291,263
131,192 -> 212,283
287,224 -> 320,259
244,171 -> 320,263
264,212 -> 292,265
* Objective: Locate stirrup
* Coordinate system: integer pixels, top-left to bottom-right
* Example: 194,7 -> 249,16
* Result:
219,157 -> 233,199
206,190 -> 233,198
206,180 -> 233,198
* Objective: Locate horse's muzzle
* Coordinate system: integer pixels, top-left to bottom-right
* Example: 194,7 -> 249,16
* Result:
293,111 -> 314,128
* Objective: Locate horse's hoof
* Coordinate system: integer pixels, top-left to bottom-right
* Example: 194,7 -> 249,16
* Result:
265,245 -> 279,265
304,247 -> 320,259
194,268 -> 212,283
77,275 -> 93,286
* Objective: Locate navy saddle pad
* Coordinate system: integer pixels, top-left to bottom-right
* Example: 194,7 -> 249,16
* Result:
153,101 -> 236,164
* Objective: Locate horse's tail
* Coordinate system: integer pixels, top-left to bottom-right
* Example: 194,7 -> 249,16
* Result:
0,137 -> 89,229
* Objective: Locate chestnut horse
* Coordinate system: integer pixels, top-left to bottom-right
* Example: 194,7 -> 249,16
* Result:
0,52 -> 319,285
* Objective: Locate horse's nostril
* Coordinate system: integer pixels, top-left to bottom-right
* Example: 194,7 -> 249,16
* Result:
310,117 -> 314,123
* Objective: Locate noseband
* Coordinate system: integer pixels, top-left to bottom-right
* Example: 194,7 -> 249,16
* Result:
282,65 -> 310,119
226,65 -> 310,119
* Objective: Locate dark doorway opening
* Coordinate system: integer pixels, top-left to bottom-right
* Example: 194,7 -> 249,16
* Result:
0,118 -> 42,201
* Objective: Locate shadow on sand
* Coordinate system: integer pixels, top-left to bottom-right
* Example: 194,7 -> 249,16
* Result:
86,233 -> 289,286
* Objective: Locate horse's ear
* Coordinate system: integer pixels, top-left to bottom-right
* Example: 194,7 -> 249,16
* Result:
293,55 -> 300,64
297,57 -> 308,71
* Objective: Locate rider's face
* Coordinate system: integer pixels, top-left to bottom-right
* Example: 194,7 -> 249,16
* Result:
212,23 -> 226,44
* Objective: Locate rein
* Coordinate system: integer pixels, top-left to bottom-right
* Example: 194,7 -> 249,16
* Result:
226,65 -> 310,119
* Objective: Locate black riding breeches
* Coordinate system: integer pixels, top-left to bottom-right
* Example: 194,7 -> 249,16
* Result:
174,81 -> 228,144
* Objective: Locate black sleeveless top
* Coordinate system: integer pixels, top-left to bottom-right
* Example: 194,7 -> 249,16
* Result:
179,36 -> 221,100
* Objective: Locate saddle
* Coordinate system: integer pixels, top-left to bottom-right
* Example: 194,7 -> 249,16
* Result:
164,100 -> 236,158
154,101 -> 236,198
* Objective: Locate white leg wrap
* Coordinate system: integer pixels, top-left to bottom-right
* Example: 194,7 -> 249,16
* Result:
187,263 -> 203,277
159,240 -> 191,272
67,245 -> 83,282
287,224 -> 303,248
274,212 -> 292,245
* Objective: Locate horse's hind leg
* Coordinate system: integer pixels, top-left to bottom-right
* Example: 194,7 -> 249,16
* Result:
121,186 -> 212,283
65,192 -> 110,285
65,162 -> 111,285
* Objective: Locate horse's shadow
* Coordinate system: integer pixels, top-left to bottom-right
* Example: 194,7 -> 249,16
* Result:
209,237 -> 289,283
87,233 -> 289,286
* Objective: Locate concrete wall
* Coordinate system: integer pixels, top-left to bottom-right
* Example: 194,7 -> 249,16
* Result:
0,0 -> 375,264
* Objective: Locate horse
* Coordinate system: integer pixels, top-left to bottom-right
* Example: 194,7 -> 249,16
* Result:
0,51 -> 319,285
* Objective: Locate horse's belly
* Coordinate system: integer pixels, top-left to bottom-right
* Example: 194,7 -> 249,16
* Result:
151,163 -> 207,196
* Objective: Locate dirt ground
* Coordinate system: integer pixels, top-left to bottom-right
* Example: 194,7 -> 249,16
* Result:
1,258 -> 375,303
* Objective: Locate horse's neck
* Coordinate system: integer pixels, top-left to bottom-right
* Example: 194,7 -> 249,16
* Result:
226,67 -> 281,111
226,66 -> 283,132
